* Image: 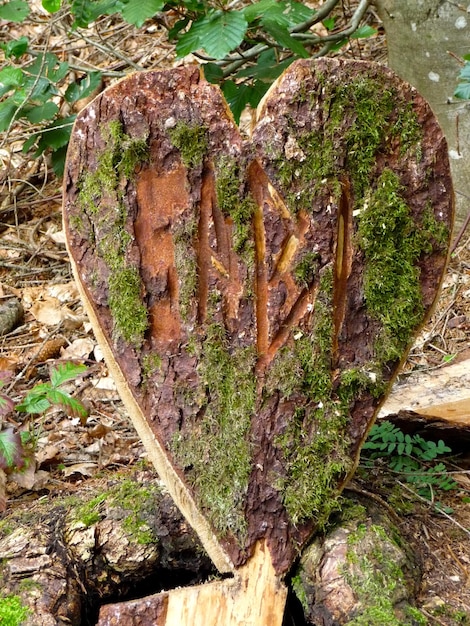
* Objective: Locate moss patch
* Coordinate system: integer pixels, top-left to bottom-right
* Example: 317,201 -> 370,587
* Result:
357,169 -> 448,362
173,216 -> 198,321
214,156 -> 256,268
0,594 -> 30,626
272,268 -> 353,526
171,323 -> 257,538
167,121 -> 208,169
271,74 -> 423,215
76,120 -> 150,347
73,478 -> 161,545
343,523 -> 426,625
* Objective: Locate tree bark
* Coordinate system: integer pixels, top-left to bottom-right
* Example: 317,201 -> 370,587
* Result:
63,58 -> 452,624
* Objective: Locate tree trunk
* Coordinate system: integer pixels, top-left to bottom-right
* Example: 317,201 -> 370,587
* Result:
375,0 -> 470,230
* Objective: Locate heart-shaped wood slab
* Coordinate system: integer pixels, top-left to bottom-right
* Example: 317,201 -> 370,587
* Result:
63,58 -> 453,621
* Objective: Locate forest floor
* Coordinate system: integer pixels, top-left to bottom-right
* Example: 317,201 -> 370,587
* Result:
1,1 -> 470,624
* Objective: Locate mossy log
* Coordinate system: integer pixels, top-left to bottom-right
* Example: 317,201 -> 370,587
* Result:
0,477 -> 420,626
63,59 -> 453,624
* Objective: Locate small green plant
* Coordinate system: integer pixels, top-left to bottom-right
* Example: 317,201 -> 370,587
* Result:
0,594 -> 31,626
361,421 -> 457,509
0,45 -> 102,174
0,362 -> 88,473
454,56 -> 470,100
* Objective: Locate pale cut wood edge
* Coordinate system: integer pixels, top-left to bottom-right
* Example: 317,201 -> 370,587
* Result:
66,251 -> 234,575
380,358 -> 470,425
98,540 -> 288,626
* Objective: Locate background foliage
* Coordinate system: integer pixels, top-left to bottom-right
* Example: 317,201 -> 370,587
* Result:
0,0 -> 375,174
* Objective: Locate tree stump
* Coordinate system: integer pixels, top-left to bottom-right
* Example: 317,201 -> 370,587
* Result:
63,58 -> 453,624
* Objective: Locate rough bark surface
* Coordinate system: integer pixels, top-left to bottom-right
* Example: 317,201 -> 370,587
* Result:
0,481 -> 417,625
0,472 -> 214,626
63,58 -> 453,584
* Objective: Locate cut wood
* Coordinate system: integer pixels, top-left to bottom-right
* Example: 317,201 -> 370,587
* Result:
63,58 -> 453,624
380,357 -> 470,425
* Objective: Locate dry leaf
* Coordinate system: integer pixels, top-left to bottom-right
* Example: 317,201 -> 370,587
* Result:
62,462 -> 97,478
61,337 -> 95,360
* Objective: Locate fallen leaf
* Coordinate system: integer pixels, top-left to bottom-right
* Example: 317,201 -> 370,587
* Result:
61,337 -> 95,360
62,462 -> 97,478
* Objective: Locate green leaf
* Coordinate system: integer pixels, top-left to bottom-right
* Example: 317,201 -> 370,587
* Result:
168,17 -> 189,40
65,71 -> 102,103
51,145 -> 69,177
200,10 -> 247,60
262,19 -> 309,58
42,0 -> 61,12
463,54 -> 470,62
244,0 -> 313,27
16,392 -> 51,414
0,393 -> 14,416
235,49 -> 295,82
0,67 -> 24,96
0,428 -> 26,470
322,17 -> 335,30
71,0 -> 121,28
0,0 -> 30,22
120,0 -> 163,27
177,10 -> 248,59
329,37 -> 348,52
243,0 -> 281,23
0,35 -> 28,58
24,101 -> 59,123
0,101 -> 17,132
458,62 -> 470,80
222,80 -> 251,123
351,25 -> 377,39
28,115 -> 75,156
47,389 -> 88,419
202,62 -> 224,84
454,82 -> 470,100
50,362 -> 87,388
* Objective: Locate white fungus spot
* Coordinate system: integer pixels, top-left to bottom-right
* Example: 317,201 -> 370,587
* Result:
455,16 -> 467,29
428,71 -> 440,82
449,149 -> 463,160
411,22 -> 417,31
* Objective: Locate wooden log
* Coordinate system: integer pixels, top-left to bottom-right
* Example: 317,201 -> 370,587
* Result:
63,59 -> 453,624
380,357 -> 470,426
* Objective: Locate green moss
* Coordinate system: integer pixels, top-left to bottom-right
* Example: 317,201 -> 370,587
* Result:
293,251 -> 320,288
343,524 -> 426,626
273,267 -> 353,525
214,156 -> 256,267
0,595 -> 30,626
357,169 -> 448,363
171,323 -> 257,538
339,368 -> 386,403
76,120 -> 150,348
141,352 -> 162,384
291,572 -> 309,613
271,74 -> 422,215
73,479 -> 160,545
328,78 -> 395,201
167,121 -> 208,168
173,217 -> 198,321
108,266 -> 148,346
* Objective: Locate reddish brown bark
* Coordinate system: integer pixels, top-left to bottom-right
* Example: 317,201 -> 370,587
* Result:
63,59 -> 453,579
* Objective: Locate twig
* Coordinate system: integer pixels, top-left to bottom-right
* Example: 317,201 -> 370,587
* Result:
344,482 -> 403,524
398,481 -> 470,538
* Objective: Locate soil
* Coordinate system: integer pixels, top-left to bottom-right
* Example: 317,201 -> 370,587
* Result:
0,2 -> 469,625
